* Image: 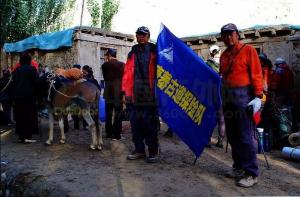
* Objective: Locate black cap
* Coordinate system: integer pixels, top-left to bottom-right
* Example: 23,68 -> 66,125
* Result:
221,23 -> 238,33
73,64 -> 81,69
136,26 -> 150,35
259,53 -> 268,61
105,48 -> 117,57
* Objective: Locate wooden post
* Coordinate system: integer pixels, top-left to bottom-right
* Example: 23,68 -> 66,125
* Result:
80,0 -> 85,28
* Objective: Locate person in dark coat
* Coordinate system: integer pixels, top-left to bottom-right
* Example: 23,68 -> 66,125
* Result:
122,26 -> 159,163
11,53 -> 39,143
269,57 -> 294,106
101,49 -> 125,140
82,65 -> 101,132
82,65 -> 101,91
71,64 -> 82,130
0,69 -> 13,126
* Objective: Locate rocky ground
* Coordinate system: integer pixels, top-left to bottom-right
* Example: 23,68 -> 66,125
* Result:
1,119 -> 300,197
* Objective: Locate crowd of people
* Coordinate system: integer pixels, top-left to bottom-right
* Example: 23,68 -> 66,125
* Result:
0,23 -> 298,188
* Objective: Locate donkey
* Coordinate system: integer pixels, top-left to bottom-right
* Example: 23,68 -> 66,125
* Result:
38,73 -> 102,150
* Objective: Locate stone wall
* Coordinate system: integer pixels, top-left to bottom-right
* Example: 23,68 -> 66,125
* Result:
0,47 -> 77,73
0,48 -> 6,74
37,47 -> 78,69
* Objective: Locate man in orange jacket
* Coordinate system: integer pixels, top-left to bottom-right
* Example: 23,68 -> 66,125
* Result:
122,26 -> 159,163
220,23 -> 263,187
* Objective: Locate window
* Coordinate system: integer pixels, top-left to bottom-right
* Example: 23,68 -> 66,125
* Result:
254,46 -> 262,55
100,47 -> 109,66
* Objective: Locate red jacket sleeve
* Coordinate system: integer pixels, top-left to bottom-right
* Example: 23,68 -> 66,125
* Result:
12,60 -> 38,72
122,54 -> 135,99
31,60 -> 39,71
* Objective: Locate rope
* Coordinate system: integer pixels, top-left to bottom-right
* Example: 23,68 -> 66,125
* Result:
47,80 -> 55,101
46,73 -> 78,101
0,76 -> 12,93
52,84 -> 78,99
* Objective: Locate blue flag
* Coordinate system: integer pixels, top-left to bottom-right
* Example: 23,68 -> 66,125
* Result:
156,25 -> 221,158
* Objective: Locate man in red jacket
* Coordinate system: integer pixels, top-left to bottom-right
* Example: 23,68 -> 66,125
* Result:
122,26 -> 159,163
220,23 -> 263,187
12,51 -> 39,72
269,57 -> 294,106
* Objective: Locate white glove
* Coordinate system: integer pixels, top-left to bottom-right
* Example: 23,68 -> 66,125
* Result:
247,97 -> 262,114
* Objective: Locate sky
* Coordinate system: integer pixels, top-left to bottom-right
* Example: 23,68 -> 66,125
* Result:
74,0 -> 300,39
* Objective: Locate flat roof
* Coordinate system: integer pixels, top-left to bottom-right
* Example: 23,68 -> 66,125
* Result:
181,24 -> 300,45
74,26 -> 135,42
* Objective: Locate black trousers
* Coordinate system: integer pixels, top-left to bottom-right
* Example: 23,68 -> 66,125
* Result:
72,115 -> 80,129
127,104 -> 159,155
1,101 -> 12,124
14,99 -> 38,140
105,102 -> 122,139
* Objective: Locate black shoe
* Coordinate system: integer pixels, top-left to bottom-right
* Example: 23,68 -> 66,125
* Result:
225,168 -> 245,179
83,127 -> 88,131
147,154 -> 159,163
127,151 -> 146,160
106,134 -> 112,138
215,140 -> 224,148
215,137 -> 224,148
205,142 -> 212,148
112,136 -> 125,141
164,130 -> 173,138
7,122 -> 14,127
18,139 -> 25,143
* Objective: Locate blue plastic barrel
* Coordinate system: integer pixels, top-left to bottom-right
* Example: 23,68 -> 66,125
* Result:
282,147 -> 300,160
99,96 -> 106,122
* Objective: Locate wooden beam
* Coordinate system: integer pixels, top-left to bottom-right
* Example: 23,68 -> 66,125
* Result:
78,33 -> 135,47
74,32 -> 80,40
239,33 -> 245,39
291,30 -> 295,35
271,29 -> 276,36
255,31 -> 261,38
210,37 -> 217,42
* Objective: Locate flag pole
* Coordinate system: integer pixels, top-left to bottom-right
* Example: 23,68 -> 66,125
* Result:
193,156 -> 198,165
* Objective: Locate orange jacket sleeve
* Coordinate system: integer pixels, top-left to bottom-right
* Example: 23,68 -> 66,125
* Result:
248,47 -> 263,97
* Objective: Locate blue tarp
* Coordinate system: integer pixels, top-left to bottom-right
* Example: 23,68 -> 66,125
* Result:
4,28 -> 74,53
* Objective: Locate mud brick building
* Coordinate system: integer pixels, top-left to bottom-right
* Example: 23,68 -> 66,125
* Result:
1,26 -> 135,82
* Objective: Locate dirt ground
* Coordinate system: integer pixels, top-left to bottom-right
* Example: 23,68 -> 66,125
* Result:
1,118 -> 300,197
